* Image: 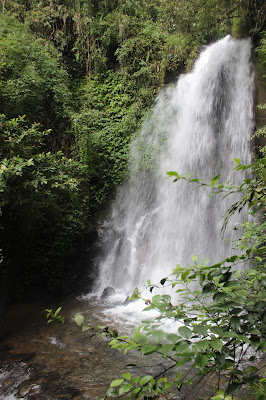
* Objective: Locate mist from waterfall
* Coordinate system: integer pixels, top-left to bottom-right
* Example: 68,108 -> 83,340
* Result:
95,36 -> 254,301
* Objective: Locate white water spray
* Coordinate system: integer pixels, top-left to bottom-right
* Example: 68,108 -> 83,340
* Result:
95,36 -> 254,302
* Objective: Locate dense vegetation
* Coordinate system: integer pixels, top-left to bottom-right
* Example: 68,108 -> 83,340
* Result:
0,0 -> 265,320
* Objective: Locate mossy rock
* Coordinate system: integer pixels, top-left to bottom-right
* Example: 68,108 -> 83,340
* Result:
232,12 -> 251,39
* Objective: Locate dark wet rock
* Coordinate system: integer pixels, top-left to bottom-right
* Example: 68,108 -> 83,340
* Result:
1,377 -> 14,387
28,395 -> 46,400
14,352 -> 36,363
123,288 -> 138,305
17,379 -> 32,396
28,393 -> 49,400
43,371 -> 61,382
21,352 -> 36,362
101,286 -> 115,298
44,385 -> 82,399
122,296 -> 131,305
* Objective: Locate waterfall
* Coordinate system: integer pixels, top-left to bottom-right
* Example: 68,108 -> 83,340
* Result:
95,36 -> 254,300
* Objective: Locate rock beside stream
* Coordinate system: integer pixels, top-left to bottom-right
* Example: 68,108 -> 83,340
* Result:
101,286 -> 115,298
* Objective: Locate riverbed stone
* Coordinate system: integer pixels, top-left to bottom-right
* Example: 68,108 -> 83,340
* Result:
1,377 -> 14,387
17,379 -> 32,396
101,286 -> 115,298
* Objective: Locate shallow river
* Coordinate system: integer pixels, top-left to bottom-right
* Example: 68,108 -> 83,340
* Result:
0,296 -> 177,400
0,296 -> 262,400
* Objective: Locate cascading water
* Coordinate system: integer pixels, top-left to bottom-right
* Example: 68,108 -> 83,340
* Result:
95,36 -> 254,303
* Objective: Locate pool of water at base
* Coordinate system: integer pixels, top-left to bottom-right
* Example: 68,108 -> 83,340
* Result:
0,297 -> 174,400
0,297 -> 263,400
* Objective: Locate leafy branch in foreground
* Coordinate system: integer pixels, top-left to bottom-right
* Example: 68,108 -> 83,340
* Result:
73,254 -> 265,399
99,254 -> 265,400
167,156 -> 265,233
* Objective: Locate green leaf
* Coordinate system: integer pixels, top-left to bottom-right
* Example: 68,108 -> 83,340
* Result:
54,307 -> 62,316
222,331 -> 240,339
194,354 -> 209,371
176,355 -> 193,367
178,326 -> 192,339
160,344 -> 175,356
200,258 -> 210,267
192,255 -> 198,263
141,344 -> 160,355
152,295 -> 161,304
210,326 -> 224,336
106,388 -> 119,398
82,325 -> 92,332
175,341 -> 190,353
211,389 -> 231,400
213,292 -> 227,302
166,171 -> 180,177
132,387 -> 141,395
225,255 -> 238,263
139,375 -> 153,386
243,366 -> 258,375
161,294 -> 171,302
196,273 -> 206,285
210,174 -> 221,186
131,377 -> 140,384
202,283 -> 215,294
74,314 -> 84,326
122,372 -> 131,380
110,379 -> 124,388
237,335 -> 250,343
193,325 -> 208,337
230,316 -> 240,331
224,280 -> 239,287
193,340 -> 209,352
210,339 -> 223,352
181,270 -> 190,280
134,333 -> 149,345
143,306 -> 154,311
151,330 -> 165,343
118,383 -> 133,395
166,333 -> 180,343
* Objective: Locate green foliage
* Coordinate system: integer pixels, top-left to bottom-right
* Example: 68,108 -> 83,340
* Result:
2,0 -> 265,217
167,150 -> 266,232
74,313 -> 118,337
73,71 -> 145,206
101,261 -> 265,399
0,114 -> 88,293
45,307 -> 64,324
256,33 -> 266,84
0,14 -> 73,151
253,372 -> 266,400
237,0 -> 266,38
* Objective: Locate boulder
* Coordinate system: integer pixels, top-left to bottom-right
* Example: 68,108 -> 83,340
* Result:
101,287 -> 115,299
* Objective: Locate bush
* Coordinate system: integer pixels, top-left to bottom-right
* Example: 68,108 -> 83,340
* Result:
0,114 -> 88,295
